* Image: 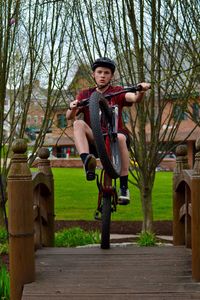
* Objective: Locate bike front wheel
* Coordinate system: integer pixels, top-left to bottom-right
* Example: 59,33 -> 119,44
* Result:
89,91 -> 121,179
101,195 -> 112,249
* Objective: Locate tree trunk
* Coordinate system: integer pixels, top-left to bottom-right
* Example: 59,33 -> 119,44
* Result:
140,183 -> 154,232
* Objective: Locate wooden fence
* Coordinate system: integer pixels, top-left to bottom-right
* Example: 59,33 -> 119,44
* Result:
173,139 -> 200,281
7,139 -> 54,300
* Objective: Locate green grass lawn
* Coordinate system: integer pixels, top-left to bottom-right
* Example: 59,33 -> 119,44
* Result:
53,168 -> 173,221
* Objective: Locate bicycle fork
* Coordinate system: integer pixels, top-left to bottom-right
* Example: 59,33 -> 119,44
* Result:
94,170 -> 118,220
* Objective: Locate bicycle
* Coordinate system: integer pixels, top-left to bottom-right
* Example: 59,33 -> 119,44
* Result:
77,84 -> 143,249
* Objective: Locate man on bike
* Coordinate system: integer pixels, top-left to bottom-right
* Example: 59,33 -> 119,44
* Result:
66,57 -> 150,204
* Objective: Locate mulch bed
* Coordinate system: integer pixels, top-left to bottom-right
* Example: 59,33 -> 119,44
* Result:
55,220 -> 172,236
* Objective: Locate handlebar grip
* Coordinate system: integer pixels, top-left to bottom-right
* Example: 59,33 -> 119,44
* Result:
76,101 -> 82,107
129,84 -> 151,93
136,84 -> 143,91
128,85 -> 142,93
77,98 -> 89,107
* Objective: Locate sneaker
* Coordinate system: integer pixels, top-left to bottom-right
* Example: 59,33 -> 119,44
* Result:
84,154 -> 96,181
118,187 -> 130,205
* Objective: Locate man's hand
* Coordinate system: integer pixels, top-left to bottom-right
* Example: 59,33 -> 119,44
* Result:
137,82 -> 151,92
66,100 -> 79,120
125,82 -> 151,103
69,100 -> 78,110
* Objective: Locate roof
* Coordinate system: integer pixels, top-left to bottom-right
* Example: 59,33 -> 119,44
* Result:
174,127 -> 200,141
43,136 -> 74,147
43,126 -> 74,147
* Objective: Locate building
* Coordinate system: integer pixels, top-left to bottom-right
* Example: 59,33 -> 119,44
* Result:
42,64 -> 93,158
5,69 -> 200,169
158,94 -> 200,168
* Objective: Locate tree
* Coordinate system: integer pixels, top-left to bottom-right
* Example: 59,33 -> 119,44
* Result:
0,0 -> 76,227
72,0 -> 200,231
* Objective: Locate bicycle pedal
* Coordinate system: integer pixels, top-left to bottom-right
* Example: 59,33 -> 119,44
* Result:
86,171 -> 96,181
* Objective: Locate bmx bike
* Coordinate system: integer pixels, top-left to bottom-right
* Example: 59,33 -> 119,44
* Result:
78,85 -> 143,249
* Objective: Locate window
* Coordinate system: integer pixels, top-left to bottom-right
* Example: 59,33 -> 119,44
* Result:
41,115 -> 44,124
122,110 -> 130,124
57,114 -> 67,128
192,103 -> 199,121
27,115 -> 31,124
173,105 -> 187,121
34,116 -> 38,124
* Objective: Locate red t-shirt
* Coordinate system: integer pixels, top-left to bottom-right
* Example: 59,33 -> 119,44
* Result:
76,85 -> 132,132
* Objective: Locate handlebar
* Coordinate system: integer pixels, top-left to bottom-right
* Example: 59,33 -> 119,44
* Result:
77,84 -> 144,108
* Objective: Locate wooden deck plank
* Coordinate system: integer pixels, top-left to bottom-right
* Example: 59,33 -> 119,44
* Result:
23,292 -> 200,298
22,245 -> 200,299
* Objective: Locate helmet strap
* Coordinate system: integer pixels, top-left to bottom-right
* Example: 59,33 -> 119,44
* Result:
93,77 -> 111,91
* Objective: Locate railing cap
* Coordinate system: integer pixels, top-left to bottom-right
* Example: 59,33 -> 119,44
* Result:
12,139 -> 27,154
37,148 -> 50,159
175,144 -> 187,156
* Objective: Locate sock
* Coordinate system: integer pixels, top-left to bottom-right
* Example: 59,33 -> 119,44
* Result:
80,153 -> 89,164
120,175 -> 128,189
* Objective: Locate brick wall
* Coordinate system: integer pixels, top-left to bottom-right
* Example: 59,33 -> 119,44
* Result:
158,158 -> 176,171
33,158 -> 102,168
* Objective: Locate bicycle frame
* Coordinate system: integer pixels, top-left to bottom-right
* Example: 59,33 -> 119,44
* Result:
94,135 -> 118,222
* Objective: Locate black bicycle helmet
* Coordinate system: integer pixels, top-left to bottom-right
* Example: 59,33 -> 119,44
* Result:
92,57 -> 116,73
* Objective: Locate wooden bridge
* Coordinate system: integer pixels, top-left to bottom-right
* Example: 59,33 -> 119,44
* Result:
7,139 -> 200,299
22,246 -> 200,299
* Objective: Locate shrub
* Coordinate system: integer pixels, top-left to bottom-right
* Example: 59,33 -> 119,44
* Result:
0,243 -> 8,255
0,228 -> 8,244
0,228 -> 8,255
137,231 -> 157,247
55,227 -> 100,247
0,262 -> 10,300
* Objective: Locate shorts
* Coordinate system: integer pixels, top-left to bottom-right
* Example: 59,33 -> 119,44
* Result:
89,131 -> 130,157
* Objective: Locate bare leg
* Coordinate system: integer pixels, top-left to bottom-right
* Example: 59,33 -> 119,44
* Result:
73,120 -> 94,154
73,120 -> 96,181
117,133 -> 130,204
118,133 -> 129,176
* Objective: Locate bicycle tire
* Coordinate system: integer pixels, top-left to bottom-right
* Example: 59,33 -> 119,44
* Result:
89,92 -> 121,179
101,195 -> 111,249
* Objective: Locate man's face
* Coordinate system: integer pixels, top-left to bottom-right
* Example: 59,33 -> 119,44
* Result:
92,67 -> 113,88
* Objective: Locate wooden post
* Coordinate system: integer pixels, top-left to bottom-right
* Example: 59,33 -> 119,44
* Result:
191,138 -> 200,281
33,186 -> 43,250
173,144 -> 189,175
37,147 -> 54,247
185,184 -> 191,248
8,139 -> 35,300
173,145 -> 188,245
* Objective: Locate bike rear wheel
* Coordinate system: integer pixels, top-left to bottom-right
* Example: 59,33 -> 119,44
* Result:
89,91 -> 121,179
101,195 -> 111,249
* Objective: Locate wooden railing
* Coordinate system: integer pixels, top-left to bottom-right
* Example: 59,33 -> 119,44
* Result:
7,139 -> 54,300
7,137 -> 200,298
173,140 -> 200,282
